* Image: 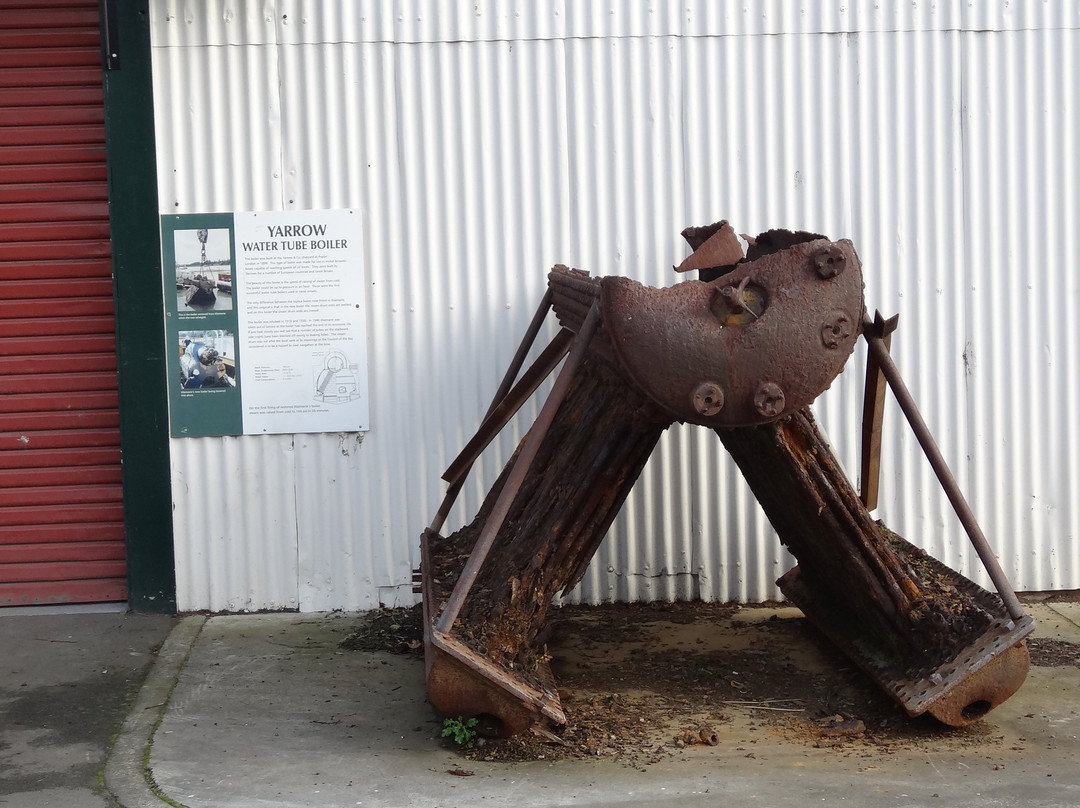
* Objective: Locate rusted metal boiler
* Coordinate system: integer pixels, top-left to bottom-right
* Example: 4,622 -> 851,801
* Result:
418,221 -> 1034,737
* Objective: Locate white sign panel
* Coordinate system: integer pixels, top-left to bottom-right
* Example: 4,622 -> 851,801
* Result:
233,209 -> 369,434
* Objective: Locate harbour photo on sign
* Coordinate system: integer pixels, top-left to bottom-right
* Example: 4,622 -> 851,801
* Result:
173,227 -> 233,312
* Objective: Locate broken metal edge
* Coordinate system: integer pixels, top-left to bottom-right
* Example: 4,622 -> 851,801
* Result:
881,546 -> 1035,719
923,640 -> 1030,726
419,528 -> 566,737
895,614 -> 1033,718
429,631 -> 565,728
778,560 -> 1034,727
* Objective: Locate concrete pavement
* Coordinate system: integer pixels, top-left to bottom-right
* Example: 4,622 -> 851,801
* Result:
129,601 -> 1080,808
2,600 -> 1079,807
0,605 -> 175,808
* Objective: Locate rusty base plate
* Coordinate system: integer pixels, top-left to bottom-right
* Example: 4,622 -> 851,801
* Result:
778,560 -> 1034,727
923,640 -> 1030,725
419,529 -> 565,737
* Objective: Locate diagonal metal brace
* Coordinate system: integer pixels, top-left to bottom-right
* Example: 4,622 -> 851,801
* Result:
435,303 -> 602,634
861,311 -> 1025,621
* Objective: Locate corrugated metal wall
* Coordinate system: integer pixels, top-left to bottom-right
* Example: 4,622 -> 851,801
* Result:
150,1 -> 1080,612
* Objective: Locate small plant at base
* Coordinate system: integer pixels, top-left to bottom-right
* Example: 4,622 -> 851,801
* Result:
442,716 -> 479,748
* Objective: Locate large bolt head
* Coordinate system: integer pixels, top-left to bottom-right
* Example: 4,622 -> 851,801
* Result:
821,311 -> 854,348
811,245 -> 846,278
754,381 -> 786,418
692,382 -> 725,416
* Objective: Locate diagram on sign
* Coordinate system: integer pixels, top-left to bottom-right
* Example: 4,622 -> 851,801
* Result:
314,350 -> 362,403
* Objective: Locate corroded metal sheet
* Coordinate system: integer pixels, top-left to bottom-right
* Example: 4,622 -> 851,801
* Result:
420,529 -> 564,737
778,551 -> 1034,727
602,239 -> 864,427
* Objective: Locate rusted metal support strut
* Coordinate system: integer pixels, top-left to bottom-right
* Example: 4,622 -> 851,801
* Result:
859,311 -> 898,511
428,288 -> 563,535
861,311 -> 1024,622
436,304 -> 602,636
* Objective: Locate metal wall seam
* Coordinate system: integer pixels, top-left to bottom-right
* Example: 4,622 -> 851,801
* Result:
151,1 -> 1080,611
272,2 -> 1080,44
278,0 -> 566,45
153,0 -> 277,48
152,40 -> 284,213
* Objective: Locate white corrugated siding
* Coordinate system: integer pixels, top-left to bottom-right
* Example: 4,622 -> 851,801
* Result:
150,1 -> 1080,611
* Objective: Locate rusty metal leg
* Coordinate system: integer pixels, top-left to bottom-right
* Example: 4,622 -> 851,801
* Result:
422,305 -> 671,736
436,303 -> 601,635
779,557 -> 1033,727
420,528 -> 563,736
862,311 -> 1025,621
719,407 -> 1033,725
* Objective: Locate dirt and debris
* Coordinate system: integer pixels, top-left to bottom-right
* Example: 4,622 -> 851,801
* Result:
340,606 -> 424,657
1027,637 -> 1080,668
342,600 -> 1076,768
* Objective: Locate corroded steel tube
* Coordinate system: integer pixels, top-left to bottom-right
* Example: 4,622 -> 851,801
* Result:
862,314 -> 1024,621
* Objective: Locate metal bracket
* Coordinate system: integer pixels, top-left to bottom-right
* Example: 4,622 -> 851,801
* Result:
860,311 -> 899,510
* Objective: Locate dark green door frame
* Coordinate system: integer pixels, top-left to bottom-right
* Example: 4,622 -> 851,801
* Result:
100,0 -> 176,612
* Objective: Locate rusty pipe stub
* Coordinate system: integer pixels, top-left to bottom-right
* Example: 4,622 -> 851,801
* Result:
600,238 -> 865,427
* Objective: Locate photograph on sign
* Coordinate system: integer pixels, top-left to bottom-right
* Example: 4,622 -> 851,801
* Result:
173,227 -> 233,312
177,330 -> 237,391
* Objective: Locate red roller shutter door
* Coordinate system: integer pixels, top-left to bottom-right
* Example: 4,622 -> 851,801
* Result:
0,1 -> 126,605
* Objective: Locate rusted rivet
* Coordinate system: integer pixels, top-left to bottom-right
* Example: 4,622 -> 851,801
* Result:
811,245 -> 846,278
821,311 -> 853,348
754,381 -> 786,418
692,382 -> 725,416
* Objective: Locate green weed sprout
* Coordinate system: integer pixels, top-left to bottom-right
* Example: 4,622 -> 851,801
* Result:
441,716 -> 479,748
